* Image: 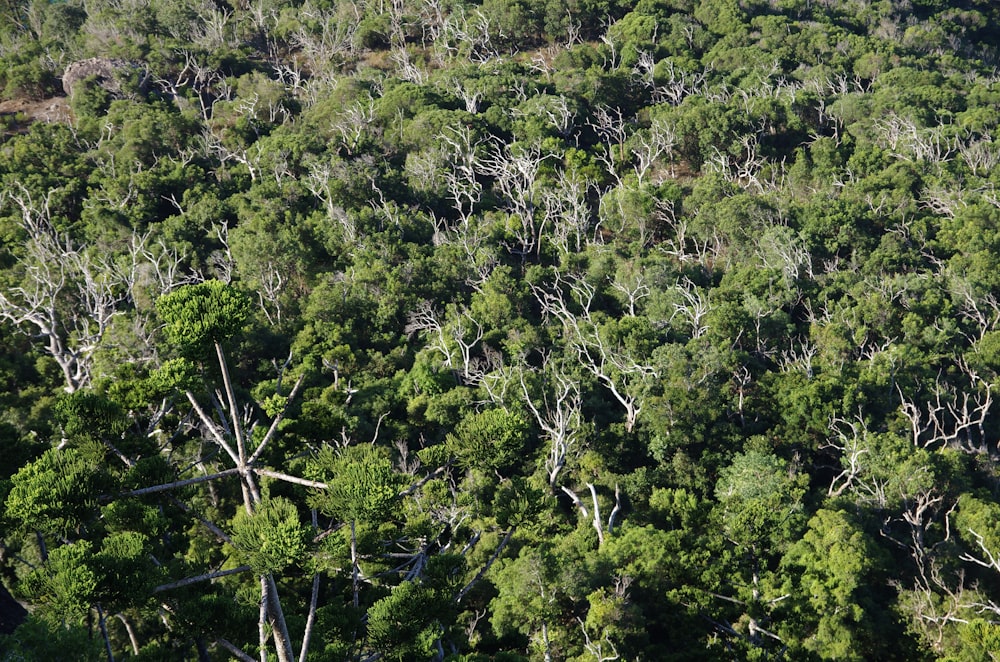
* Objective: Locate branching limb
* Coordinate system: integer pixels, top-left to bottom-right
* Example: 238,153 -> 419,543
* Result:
153,565 -> 253,593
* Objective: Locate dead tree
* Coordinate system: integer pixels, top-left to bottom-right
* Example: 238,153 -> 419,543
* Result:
609,264 -> 651,317
405,301 -> 484,384
667,276 -> 712,340
290,6 -> 357,89
824,415 -> 887,507
873,114 -> 958,164
439,124 -> 485,229
541,168 -> 596,256
328,94 -> 377,156
561,483 -> 622,547
896,361 -> 994,454
578,617 -> 621,662
632,53 -> 709,106
441,8 -> 502,64
754,226 -> 814,283
532,272 -> 657,432
0,188 -> 193,391
951,274 -> 1000,344
519,359 -> 583,488
587,105 -> 629,186
443,75 -> 484,113
631,117 -> 676,185
535,94 -> 578,140
305,160 -> 358,244
466,346 -> 518,407
958,137 -> 1000,177
478,141 -> 551,259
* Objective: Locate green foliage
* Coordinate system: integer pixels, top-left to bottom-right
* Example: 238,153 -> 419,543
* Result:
0,616 -> 102,661
19,541 -> 97,625
308,445 -> 403,523
146,357 -> 199,394
367,581 -> 446,660
93,530 -> 159,607
714,449 -> 805,550
5,448 -> 105,537
945,619 -> 1000,662
2,57 -> 58,101
489,545 -> 564,640
4,0 -> 1000,658
54,390 -> 127,442
446,407 -> 529,474
69,75 -> 112,119
492,477 -> 548,530
782,509 -> 889,660
230,497 -> 308,575
155,280 -> 254,358
478,0 -> 542,50
695,0 -> 747,36
100,500 -> 168,538
954,496 -> 1000,566
99,100 -> 200,175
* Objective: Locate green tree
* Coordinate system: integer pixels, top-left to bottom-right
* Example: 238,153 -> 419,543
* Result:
230,496 -> 308,576
308,445 -> 405,607
367,580 -> 447,661
709,449 -> 807,653
19,541 -> 98,625
782,508 -> 891,660
446,407 -> 530,475
156,280 -> 254,358
0,616 -> 102,661
5,447 -> 107,538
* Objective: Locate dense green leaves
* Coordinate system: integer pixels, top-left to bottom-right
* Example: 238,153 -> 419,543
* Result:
309,445 -> 403,523
367,581 -> 447,660
4,0 -> 1000,659
446,407 -> 530,474
155,280 -> 254,357
5,448 -> 106,537
783,509 -> 889,660
230,497 -> 308,575
714,449 -> 805,549
20,541 -> 98,625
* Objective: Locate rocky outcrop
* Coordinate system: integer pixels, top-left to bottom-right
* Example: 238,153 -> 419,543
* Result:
61,58 -> 149,98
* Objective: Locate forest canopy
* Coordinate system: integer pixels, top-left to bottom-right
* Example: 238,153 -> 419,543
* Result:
3,0 -> 1000,660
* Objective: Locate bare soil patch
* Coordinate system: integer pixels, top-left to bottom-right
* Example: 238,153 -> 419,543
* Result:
0,96 -> 72,134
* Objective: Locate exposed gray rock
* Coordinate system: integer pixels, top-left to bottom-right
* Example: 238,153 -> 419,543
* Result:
62,58 -> 150,98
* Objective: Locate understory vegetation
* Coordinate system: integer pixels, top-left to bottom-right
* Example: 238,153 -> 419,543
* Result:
3,0 -> 1000,659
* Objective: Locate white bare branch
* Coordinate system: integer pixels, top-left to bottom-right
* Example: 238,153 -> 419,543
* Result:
519,360 -> 583,488
531,272 -> 655,432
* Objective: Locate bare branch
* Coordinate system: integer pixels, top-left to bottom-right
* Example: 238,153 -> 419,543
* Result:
248,373 -> 306,465
255,468 -> 329,490
116,468 -> 241,499
216,638 -> 258,662
153,565 -> 253,593
455,528 -> 515,603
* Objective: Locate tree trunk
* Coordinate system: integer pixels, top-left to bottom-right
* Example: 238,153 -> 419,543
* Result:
115,613 -> 141,655
299,574 -> 321,662
97,604 -> 115,662
259,576 -> 269,662
351,520 -> 360,608
266,574 -> 296,662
